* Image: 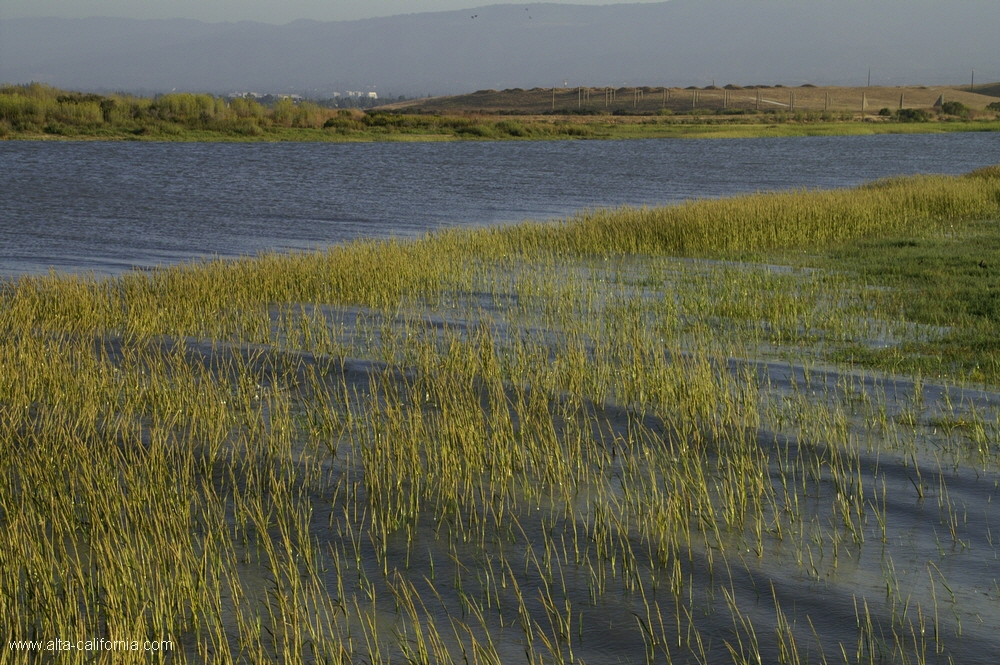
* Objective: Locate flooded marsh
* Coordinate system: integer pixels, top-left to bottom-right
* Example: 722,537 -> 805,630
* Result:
3,170 -> 1000,663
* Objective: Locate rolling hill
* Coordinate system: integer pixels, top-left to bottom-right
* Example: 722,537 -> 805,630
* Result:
1,1 -> 997,96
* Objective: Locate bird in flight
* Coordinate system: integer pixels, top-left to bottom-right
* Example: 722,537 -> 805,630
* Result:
471,14 -> 478,18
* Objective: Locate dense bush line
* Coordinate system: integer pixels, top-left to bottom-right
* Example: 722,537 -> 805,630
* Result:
0,83 -> 600,139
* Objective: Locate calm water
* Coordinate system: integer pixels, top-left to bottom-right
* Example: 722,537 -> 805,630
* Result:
2,133 -> 1000,275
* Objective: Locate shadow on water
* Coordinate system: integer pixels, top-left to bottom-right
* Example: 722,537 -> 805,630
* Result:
70,251 -> 1000,664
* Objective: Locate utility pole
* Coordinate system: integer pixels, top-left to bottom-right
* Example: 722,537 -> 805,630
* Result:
868,68 -> 871,87
972,69 -> 975,90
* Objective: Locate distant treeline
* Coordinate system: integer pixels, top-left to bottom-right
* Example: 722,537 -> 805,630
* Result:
0,83 -> 407,137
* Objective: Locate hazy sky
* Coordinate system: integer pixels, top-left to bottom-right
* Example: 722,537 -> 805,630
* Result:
2,0 -> 669,24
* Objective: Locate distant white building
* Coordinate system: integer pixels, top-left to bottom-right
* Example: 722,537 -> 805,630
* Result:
367,92 -> 378,99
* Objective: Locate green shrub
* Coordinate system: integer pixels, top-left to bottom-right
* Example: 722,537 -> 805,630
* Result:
43,122 -> 70,135
557,125 -> 593,137
986,102 -> 1000,112
453,123 -> 494,137
56,93 -> 105,105
226,97 -> 258,119
495,120 -> 530,137
878,108 -> 892,117
154,122 -> 184,136
362,112 -> 395,127
214,118 -> 263,136
897,108 -> 930,123
99,99 -> 116,123
941,101 -> 969,117
324,117 -> 362,132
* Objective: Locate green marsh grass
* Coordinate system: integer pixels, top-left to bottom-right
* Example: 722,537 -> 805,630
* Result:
3,168 -> 1000,662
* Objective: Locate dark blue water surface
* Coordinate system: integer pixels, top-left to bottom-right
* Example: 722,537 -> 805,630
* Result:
2,133 -> 999,275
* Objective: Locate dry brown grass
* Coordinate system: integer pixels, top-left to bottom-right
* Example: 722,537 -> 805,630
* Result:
385,83 -> 1000,115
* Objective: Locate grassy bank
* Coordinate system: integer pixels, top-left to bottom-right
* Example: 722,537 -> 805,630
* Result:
7,114 -> 1000,142
3,82 -> 1000,142
3,168 -> 1000,663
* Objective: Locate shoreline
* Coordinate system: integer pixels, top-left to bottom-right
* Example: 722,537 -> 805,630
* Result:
4,119 -> 1000,143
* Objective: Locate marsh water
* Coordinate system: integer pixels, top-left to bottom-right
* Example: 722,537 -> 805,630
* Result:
3,132 -> 1000,276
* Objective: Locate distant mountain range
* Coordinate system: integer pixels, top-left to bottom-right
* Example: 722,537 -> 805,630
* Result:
1,1 -> 997,96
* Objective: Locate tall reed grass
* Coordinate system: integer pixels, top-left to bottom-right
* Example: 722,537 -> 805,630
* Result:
461,169 -> 1000,257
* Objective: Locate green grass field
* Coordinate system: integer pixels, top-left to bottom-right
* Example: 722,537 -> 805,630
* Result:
3,167 -> 1000,663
